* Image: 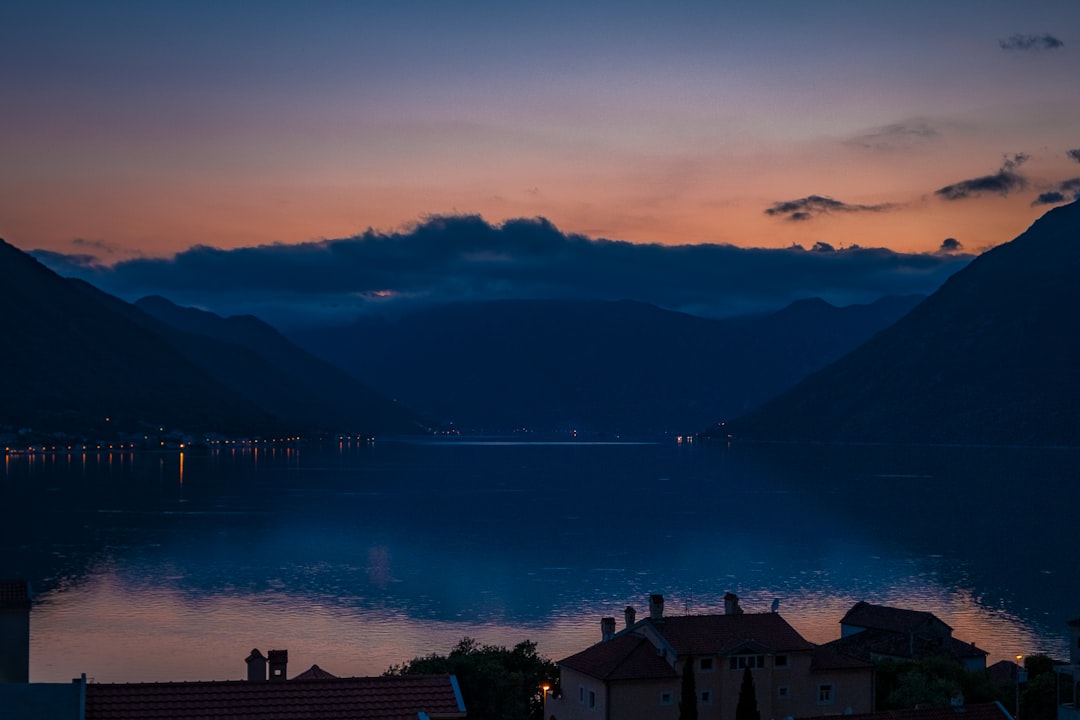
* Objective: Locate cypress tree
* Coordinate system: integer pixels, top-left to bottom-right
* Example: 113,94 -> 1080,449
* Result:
736,665 -> 761,720
680,658 -> 698,720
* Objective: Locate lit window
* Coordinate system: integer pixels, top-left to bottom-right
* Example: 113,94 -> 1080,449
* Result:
661,691 -> 674,706
818,684 -> 834,704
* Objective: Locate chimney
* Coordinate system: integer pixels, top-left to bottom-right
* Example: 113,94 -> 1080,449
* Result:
268,649 -> 288,681
724,592 -> 743,615
624,606 -> 636,628
601,617 -> 616,642
649,594 -> 664,621
246,648 -> 267,682
0,580 -> 31,684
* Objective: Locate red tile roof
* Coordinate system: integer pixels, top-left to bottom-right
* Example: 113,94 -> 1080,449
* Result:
811,701 -> 1013,720
650,613 -> 817,656
841,602 -> 952,635
560,633 -> 678,681
85,674 -> 466,720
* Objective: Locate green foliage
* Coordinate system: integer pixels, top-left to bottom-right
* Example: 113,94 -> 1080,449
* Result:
736,666 -> 761,720
679,659 -> 698,720
1021,654 -> 1058,720
876,657 -> 1003,711
385,637 -> 559,720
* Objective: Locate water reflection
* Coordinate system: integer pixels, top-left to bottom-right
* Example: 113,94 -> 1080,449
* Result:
3,440 -> 1077,683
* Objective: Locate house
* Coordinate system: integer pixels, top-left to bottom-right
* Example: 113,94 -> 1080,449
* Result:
0,582 -> 468,720
1053,617 -> 1080,720
824,601 -> 988,671
545,593 -> 874,720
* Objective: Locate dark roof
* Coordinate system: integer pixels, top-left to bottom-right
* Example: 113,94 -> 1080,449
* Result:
559,634 -> 678,681
810,644 -> 875,671
294,664 -> 339,680
815,701 -> 1013,720
85,674 -> 466,720
987,660 -> 1021,684
823,628 -> 987,664
649,612 -> 817,656
841,602 -> 952,635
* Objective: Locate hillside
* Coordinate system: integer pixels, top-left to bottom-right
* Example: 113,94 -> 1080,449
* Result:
0,239 -> 278,438
290,295 -> 922,434
733,200 -> 1080,445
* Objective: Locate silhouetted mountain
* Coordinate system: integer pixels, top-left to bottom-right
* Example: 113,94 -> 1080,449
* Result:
290,295 -> 922,434
734,200 -> 1080,445
0,238 -> 278,437
133,295 -> 422,434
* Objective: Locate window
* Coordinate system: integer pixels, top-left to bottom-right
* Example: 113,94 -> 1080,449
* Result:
701,691 -> 713,706
775,654 -> 788,668
579,686 -> 585,704
660,691 -> 674,706
699,657 -> 715,672
778,686 -> 791,699
730,654 -> 765,670
818,683 -> 834,705
588,690 -> 596,709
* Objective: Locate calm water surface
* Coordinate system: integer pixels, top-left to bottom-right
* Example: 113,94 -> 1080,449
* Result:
2,439 -> 1077,683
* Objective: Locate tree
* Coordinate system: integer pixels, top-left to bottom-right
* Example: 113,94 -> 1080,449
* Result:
876,657 -> 1002,711
679,658 -> 698,720
736,666 -> 761,720
1021,654 -> 1057,720
385,637 -> 559,720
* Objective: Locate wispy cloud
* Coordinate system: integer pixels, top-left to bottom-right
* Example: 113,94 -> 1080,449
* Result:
764,195 -> 897,222
31,215 -> 971,331
844,120 -> 943,152
998,33 -> 1064,51
935,153 -> 1029,201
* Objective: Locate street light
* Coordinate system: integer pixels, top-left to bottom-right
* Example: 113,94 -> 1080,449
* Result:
1016,655 -> 1026,720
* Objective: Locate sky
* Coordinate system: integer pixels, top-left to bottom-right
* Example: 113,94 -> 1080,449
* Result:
3,1 -> 1080,327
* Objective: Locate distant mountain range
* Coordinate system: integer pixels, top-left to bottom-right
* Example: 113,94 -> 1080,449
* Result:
290,295 -> 923,434
734,200 -> 1080,445
0,239 -> 421,439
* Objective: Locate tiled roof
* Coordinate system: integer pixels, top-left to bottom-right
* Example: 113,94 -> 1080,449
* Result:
649,613 -> 817,656
823,628 -> 987,663
810,644 -> 875,671
809,701 -> 1013,720
85,674 -> 466,720
841,602 -> 951,635
559,634 -> 678,681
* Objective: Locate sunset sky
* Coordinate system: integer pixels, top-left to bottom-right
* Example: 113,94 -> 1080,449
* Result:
4,2 -> 1080,324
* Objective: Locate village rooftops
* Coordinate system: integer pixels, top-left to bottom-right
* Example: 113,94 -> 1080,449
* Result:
841,601 -> 952,636
84,674 -> 467,720
647,612 -> 817,656
560,633 -> 678,681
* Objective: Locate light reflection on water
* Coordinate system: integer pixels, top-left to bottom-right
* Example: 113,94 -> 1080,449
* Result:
4,440 -> 1078,683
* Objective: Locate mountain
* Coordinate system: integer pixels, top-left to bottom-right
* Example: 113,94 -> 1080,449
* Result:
290,295 -> 923,434
0,238 -> 278,437
132,295 -> 422,434
733,200 -> 1080,445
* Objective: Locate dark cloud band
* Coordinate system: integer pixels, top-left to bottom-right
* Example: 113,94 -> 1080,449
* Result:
764,195 -> 897,222
998,33 -> 1064,51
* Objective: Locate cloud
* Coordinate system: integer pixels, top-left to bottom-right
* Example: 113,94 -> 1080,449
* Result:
938,238 -> 963,254
998,33 -> 1064,51
1068,149 -> 1080,164
32,215 -> 974,331
764,195 -> 898,222
844,120 -> 943,152
1031,177 -> 1080,206
934,153 -> 1029,201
